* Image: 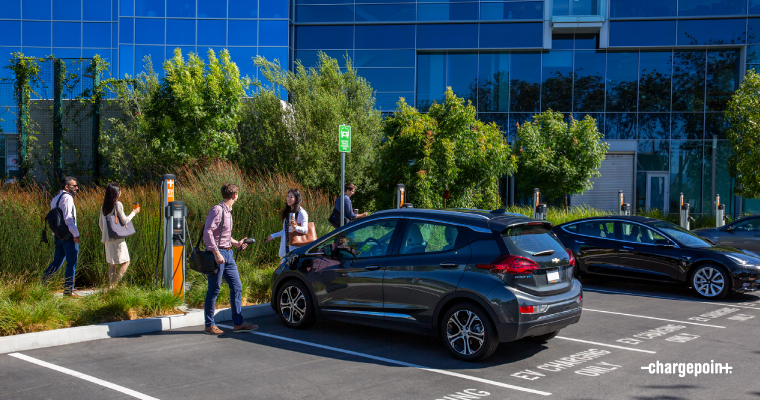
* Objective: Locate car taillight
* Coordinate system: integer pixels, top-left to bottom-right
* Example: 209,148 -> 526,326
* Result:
520,305 -> 549,314
577,294 -> 583,304
566,248 -> 576,267
476,255 -> 540,274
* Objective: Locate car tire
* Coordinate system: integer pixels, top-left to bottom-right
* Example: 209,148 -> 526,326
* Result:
440,303 -> 499,362
525,330 -> 560,343
690,264 -> 731,299
277,280 -> 316,329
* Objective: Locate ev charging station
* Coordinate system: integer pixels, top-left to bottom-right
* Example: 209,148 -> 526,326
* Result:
395,184 -> 405,209
532,188 -> 547,221
161,174 -> 186,298
679,193 -> 691,230
715,194 -> 725,227
618,190 -> 631,216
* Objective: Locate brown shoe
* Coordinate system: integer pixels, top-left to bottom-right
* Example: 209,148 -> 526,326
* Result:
204,326 -> 224,335
64,291 -> 80,297
233,323 -> 258,333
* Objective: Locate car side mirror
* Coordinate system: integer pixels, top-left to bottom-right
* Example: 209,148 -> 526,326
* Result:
722,226 -> 733,232
655,239 -> 675,248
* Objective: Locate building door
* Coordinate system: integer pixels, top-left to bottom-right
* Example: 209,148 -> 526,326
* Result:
646,173 -> 669,212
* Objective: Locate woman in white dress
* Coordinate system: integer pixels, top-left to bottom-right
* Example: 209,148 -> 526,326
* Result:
98,182 -> 140,288
265,189 -> 308,257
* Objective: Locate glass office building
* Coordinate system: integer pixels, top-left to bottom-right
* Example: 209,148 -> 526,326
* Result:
2,0 -> 759,213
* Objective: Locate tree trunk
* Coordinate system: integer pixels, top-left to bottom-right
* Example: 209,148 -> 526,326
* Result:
564,192 -> 569,213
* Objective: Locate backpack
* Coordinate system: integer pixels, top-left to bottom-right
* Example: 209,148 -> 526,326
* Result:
42,192 -> 73,243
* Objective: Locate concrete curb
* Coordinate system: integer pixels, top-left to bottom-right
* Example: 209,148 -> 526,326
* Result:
0,303 -> 275,355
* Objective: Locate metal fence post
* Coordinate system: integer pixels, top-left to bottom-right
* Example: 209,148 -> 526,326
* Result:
53,59 -> 64,183
16,71 -> 29,180
91,59 -> 101,182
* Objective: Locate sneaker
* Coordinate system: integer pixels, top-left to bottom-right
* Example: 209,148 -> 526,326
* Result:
233,323 -> 258,333
204,326 -> 224,335
63,291 -> 80,297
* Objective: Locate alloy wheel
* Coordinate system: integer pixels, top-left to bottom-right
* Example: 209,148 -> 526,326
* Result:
280,285 -> 307,324
693,266 -> 725,298
446,310 -> 485,356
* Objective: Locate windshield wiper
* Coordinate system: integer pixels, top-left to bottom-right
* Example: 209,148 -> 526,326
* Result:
532,249 -> 555,257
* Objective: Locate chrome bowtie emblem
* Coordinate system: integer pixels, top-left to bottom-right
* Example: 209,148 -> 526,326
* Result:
552,258 -> 560,263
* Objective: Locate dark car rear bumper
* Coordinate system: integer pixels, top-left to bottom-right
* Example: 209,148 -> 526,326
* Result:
495,308 -> 582,342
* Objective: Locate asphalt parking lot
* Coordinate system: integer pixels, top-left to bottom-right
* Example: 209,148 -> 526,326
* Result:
2,277 -> 759,400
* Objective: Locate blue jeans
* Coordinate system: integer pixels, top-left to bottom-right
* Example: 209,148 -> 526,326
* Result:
204,249 -> 244,327
43,237 -> 79,295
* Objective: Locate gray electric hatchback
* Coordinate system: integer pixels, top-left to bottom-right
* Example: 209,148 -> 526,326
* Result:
269,208 -> 583,361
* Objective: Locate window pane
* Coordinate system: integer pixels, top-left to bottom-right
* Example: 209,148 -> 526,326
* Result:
637,140 -> 669,171
669,140 -> 703,212
606,52 -> 638,112
166,19 -> 195,45
135,18 -> 165,45
416,52 -> 446,111
480,2 -> 543,20
478,52 -> 510,112
376,93 -> 410,112
355,50 -> 415,68
480,23 -> 542,48
678,0 -> 746,16
705,50 -> 739,111
259,20 -> 287,46
260,0 -> 288,18
604,113 -> 636,140
639,51 -> 671,112
356,25 -> 415,49
121,0 -> 134,16
509,113 -> 533,138
749,45 -> 760,63
197,20 -> 226,46
83,23 -> 111,47
22,22 -> 51,47
571,0 -> 600,15
573,50 -> 605,112
357,68 -> 415,92
257,46 -> 288,66
112,22 -> 117,46
401,222 -> 461,254
638,113 -> 669,139
296,26 -> 353,49
226,46 -> 257,78
22,0 -> 51,20
705,112 -> 728,139
296,5 -> 353,22
541,51 -> 572,112
609,0 -> 676,17
135,0 -> 165,17
198,0 -> 225,18
576,221 -> 616,239
21,47 -> 51,58
229,0 -> 257,18
610,21 -> 676,47
510,52 -> 540,112
621,222 -> 665,244
417,3 -> 477,21
671,113 -> 704,140
54,0 -> 81,20
553,0 -> 569,16
552,34 -> 573,50
120,17 -> 134,43
672,50 -> 705,112
479,113 -> 509,138
356,4 -> 414,21
341,220 -> 398,258
751,18 -> 760,43
0,21 -> 21,46
448,52 -> 477,104
677,19 -> 746,46
0,0 -> 21,19
166,45 -> 195,61
83,0 -> 110,20
135,45 -> 164,75
418,24 -> 478,49
703,139 -> 734,213
296,50 -> 350,68
119,44 -> 133,77
53,48 -> 81,58
167,0 -> 195,17
228,20 -> 257,46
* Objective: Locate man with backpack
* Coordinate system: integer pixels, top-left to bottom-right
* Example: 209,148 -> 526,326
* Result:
42,176 -> 81,296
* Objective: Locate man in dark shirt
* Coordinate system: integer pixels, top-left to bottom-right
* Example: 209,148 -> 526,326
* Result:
334,183 -> 368,222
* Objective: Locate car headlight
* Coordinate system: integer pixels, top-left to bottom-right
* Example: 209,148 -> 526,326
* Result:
726,254 -> 760,269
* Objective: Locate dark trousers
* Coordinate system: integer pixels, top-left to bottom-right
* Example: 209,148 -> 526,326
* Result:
204,249 -> 244,327
43,237 -> 79,294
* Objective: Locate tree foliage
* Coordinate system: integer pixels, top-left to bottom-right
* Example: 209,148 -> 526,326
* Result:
378,87 -> 516,209
237,52 -> 383,209
726,69 -> 760,197
514,111 -> 608,210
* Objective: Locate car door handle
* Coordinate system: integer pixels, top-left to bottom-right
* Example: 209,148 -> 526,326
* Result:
575,240 -> 585,244
622,246 -> 634,250
365,265 -> 381,271
439,262 -> 459,269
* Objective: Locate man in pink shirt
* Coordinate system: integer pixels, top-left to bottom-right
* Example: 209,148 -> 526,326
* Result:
203,183 -> 258,335
42,176 -> 81,296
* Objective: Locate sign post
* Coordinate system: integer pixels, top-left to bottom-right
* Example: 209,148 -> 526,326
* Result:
339,125 -> 351,227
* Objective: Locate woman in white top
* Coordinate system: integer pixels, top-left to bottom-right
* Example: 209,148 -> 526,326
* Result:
265,188 -> 308,257
98,182 -> 140,288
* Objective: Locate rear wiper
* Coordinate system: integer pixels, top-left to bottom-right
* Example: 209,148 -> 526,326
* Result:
532,249 -> 555,256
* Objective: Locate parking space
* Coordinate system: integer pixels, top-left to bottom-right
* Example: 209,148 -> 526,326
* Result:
3,279 -> 759,400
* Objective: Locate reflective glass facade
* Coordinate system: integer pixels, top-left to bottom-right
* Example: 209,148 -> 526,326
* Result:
1,0 -> 758,213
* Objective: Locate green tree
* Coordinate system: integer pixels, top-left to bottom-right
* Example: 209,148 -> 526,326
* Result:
238,52 -> 383,209
514,111 -> 608,211
726,69 -> 760,197
378,87 -> 516,209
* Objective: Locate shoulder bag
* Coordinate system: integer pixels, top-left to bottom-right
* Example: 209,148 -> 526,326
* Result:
328,208 -> 350,229
105,204 -> 136,240
188,205 -> 224,275
290,222 -> 317,246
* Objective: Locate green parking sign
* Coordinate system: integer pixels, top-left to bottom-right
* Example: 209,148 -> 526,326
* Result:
339,125 -> 351,153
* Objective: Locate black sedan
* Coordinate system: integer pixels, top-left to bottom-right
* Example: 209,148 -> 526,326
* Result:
694,214 -> 760,254
553,216 -> 760,299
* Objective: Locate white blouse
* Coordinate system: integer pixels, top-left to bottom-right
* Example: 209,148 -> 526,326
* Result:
270,209 -> 308,257
99,201 -> 136,243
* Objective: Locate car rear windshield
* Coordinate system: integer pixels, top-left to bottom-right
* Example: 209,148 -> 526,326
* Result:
502,224 -> 567,258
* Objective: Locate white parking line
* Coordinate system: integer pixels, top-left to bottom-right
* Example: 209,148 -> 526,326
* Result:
216,325 -> 552,396
8,353 -> 159,400
584,288 -> 760,311
583,308 -> 726,328
555,336 -> 656,354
